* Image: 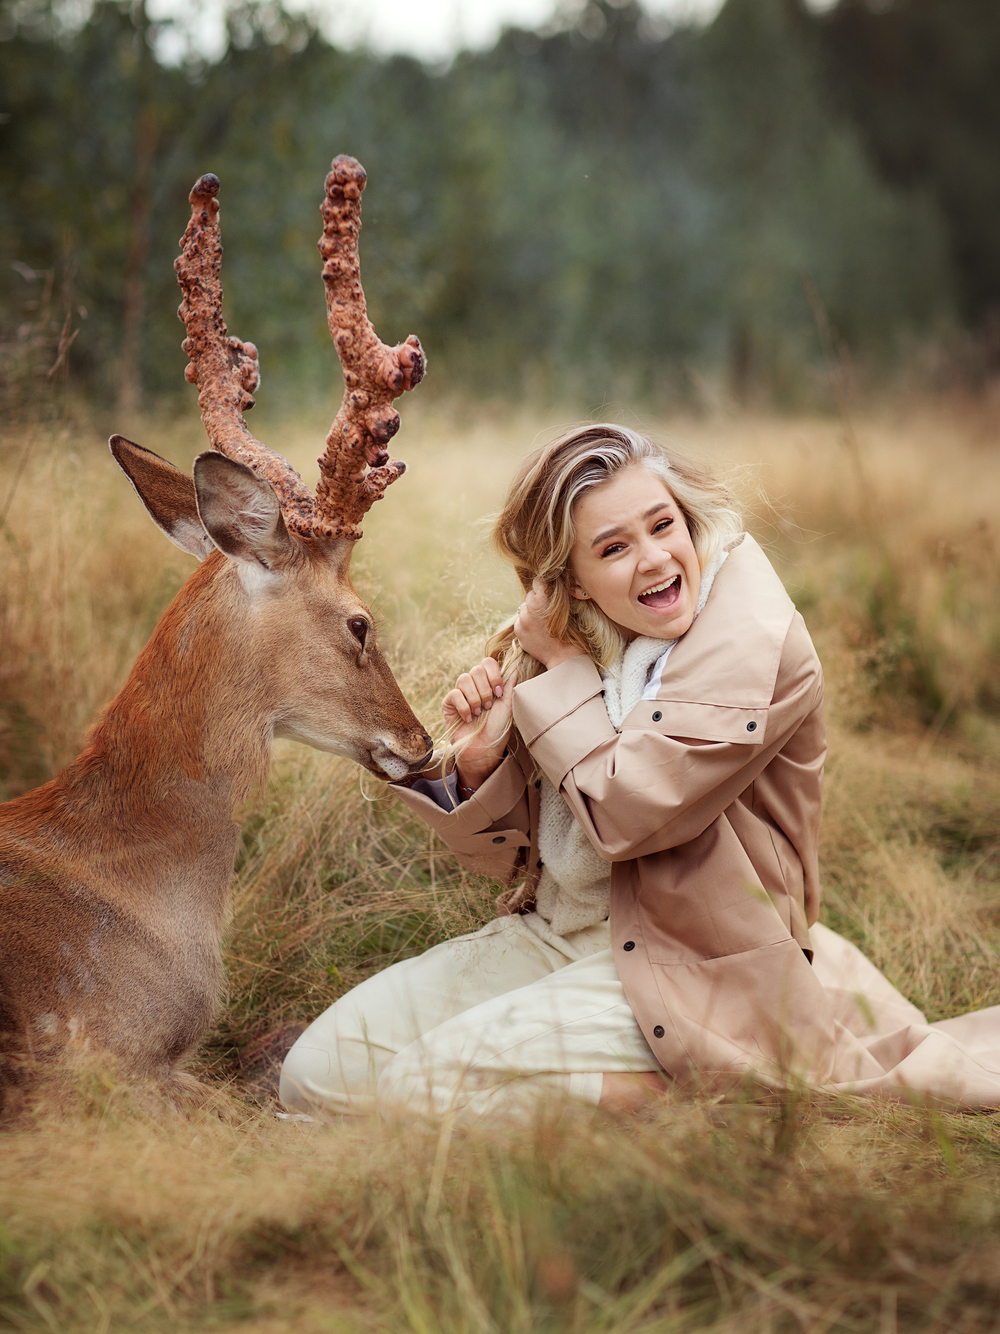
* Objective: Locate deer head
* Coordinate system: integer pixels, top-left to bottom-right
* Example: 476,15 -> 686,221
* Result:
111,157 -> 431,779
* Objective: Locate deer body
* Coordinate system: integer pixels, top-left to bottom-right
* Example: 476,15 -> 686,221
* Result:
0,158 -> 432,1103
2,540 -> 429,1087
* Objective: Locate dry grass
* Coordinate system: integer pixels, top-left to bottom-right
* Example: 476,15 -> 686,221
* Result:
4,1079 -> 1000,1333
1,397 -> 999,1331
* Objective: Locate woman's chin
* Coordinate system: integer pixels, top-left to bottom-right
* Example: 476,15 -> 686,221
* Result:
631,602 -> 695,639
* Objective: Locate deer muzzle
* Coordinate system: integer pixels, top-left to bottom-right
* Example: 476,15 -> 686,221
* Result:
369,732 -> 434,781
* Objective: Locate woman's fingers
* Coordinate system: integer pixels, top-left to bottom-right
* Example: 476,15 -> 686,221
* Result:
515,583 -> 554,657
526,576 -> 551,613
454,672 -> 487,719
483,656 -> 506,699
468,661 -> 499,711
442,658 -> 509,727
516,579 -> 551,639
442,686 -> 473,726
514,583 -> 585,671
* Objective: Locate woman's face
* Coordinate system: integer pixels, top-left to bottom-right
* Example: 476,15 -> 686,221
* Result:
567,465 -> 702,640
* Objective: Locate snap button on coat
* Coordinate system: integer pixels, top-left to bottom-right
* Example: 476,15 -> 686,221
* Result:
623,941 -> 635,951
747,720 -> 757,732
653,1025 -> 665,1038
492,835 -> 505,844
651,710 -> 662,722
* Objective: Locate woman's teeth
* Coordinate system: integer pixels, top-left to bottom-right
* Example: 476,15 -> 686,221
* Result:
638,574 -> 681,608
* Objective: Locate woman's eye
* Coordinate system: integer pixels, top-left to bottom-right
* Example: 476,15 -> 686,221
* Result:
653,517 -> 674,534
601,542 -> 626,558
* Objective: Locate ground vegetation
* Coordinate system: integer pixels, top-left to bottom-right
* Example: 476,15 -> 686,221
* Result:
0,401 -> 998,1331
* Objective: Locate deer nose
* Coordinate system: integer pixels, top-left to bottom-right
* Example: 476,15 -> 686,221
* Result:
371,733 -> 433,779
409,733 -> 433,769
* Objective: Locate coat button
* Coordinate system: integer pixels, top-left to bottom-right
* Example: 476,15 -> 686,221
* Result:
492,835 -> 506,844
653,1025 -> 665,1039
623,940 -> 635,951
747,721 -> 757,732
651,710 -> 662,722
536,859 -> 543,869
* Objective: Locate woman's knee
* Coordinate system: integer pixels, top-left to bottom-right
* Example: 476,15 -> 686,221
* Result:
278,1004 -> 390,1112
279,1037 -> 336,1111
376,1036 -> 466,1117
279,921 -> 555,1113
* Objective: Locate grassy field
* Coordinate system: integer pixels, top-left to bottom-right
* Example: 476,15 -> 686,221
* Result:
1,398 -> 999,1331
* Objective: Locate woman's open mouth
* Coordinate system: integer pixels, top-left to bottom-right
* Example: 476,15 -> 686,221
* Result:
637,573 -> 681,611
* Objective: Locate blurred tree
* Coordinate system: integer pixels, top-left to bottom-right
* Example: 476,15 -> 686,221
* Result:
458,2 -> 721,397
0,0 -> 963,410
696,0 -> 951,402
0,0 -> 193,407
812,0 -> 1000,348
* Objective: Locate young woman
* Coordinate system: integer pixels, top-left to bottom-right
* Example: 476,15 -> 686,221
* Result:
281,425 -> 1000,1118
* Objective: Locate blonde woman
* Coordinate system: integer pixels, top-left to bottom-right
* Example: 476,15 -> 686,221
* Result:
281,425 -> 1000,1117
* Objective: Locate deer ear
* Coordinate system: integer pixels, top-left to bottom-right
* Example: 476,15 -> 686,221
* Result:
193,452 -> 293,570
110,435 -> 215,560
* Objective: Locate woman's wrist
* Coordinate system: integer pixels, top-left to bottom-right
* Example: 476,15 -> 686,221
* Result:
541,646 -> 587,671
455,755 -> 502,794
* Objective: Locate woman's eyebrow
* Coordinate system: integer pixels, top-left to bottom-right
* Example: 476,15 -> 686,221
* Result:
590,503 -> 673,548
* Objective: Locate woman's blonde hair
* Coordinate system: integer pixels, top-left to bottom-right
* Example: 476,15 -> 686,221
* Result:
486,424 -> 743,684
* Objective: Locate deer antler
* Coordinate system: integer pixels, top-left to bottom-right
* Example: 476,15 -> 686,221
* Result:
175,162 -> 423,542
314,156 -> 425,541
175,174 -> 317,534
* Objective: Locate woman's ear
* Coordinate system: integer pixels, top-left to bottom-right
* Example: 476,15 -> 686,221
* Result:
567,575 -> 590,600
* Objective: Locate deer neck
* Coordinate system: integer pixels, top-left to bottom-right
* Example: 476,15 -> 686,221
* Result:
90,554 -> 277,806
18,554 -> 284,918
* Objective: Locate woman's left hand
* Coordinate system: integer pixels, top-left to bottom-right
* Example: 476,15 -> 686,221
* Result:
513,578 -> 587,671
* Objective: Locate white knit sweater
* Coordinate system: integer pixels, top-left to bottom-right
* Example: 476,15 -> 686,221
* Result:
534,548 -> 729,935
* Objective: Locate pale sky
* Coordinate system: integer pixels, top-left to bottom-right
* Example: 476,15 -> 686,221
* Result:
148,0 -> 736,66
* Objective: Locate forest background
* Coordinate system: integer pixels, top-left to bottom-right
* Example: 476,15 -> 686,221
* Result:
5,0 -> 1000,414
3,2 -> 1000,1332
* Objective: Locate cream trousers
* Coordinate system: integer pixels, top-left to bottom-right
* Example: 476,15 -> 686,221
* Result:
279,913 -> 659,1119
281,913 -> 1000,1116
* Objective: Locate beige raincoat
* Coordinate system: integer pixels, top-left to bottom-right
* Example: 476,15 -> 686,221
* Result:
392,534 -> 1000,1102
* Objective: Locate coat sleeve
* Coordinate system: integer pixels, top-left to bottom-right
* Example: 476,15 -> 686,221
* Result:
388,745 -> 532,885
511,616 -> 824,862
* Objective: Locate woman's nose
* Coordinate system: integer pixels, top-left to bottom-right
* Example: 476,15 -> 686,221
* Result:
637,536 -> 671,569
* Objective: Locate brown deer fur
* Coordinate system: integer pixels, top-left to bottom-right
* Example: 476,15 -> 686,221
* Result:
0,160 -> 432,1109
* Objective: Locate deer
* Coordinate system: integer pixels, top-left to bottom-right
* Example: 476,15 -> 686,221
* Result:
0,156 -> 433,1112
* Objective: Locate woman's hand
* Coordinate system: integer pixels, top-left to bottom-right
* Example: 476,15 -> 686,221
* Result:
443,657 -> 517,791
513,578 -> 586,671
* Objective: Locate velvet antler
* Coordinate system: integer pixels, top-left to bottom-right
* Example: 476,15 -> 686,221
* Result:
175,174 -> 317,534
314,156 -> 425,541
175,163 -> 423,541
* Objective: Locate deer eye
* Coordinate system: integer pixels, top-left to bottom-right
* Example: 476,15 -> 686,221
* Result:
348,617 -> 369,648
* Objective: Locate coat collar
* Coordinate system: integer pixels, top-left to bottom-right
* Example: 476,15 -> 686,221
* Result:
643,533 -> 795,712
